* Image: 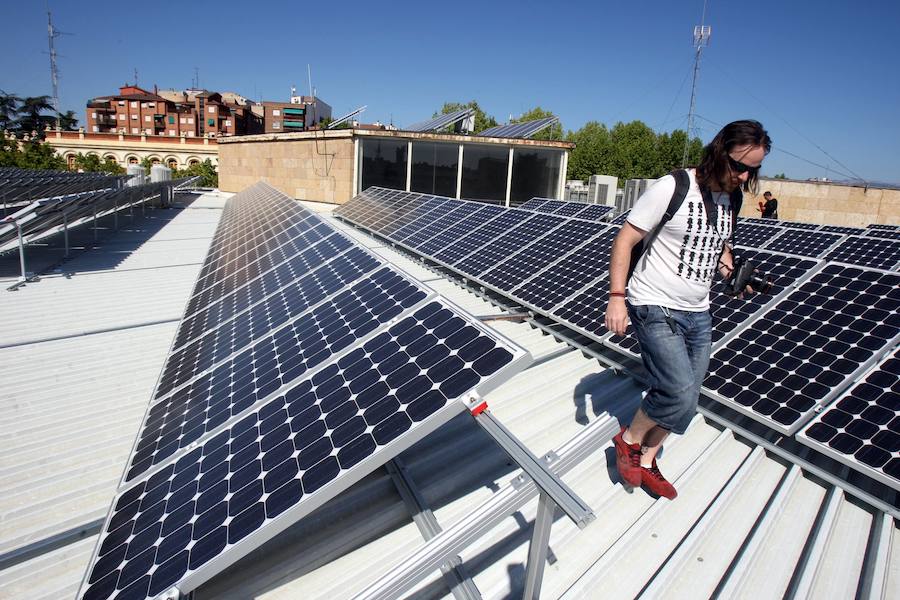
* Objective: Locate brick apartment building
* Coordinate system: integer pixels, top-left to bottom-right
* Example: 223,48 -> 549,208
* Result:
85,85 -> 332,138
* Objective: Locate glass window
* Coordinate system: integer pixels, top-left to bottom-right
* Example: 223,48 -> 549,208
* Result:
273,109 -> 281,116
208,106 -> 216,113
208,119 -> 215,126
510,147 -> 562,204
360,138 -> 408,191
168,116 -> 175,124
411,141 -> 458,197
460,144 -> 509,203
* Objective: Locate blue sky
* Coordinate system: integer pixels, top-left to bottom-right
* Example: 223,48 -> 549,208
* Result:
2,0 -> 898,183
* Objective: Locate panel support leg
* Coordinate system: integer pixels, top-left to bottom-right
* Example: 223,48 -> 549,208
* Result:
473,409 -> 594,529
63,212 -> 69,257
522,492 -> 555,600
386,459 -> 482,600
92,206 -> 98,241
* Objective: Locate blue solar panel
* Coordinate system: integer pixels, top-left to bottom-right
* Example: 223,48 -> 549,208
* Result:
478,117 -> 558,139
571,204 -> 614,221
825,236 -> 900,271
453,213 -> 565,277
433,210 -> 531,266
79,181 -> 530,600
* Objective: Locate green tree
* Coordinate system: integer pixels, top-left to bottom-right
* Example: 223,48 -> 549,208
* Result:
510,106 -> 563,141
59,110 -> 79,131
607,120 -> 658,181
0,90 -> 21,132
73,153 -> 124,174
565,121 -> 611,181
773,172 -> 787,179
16,95 -> 55,137
174,159 -> 218,187
16,139 -> 66,170
435,101 -> 497,134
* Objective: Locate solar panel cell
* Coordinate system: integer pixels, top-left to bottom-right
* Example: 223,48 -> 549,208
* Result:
453,213 -> 565,277
764,229 -> 843,257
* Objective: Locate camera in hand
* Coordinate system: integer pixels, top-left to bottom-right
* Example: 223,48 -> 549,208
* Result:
725,256 -> 773,296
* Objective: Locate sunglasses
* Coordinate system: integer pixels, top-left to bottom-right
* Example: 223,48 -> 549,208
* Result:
728,155 -> 760,174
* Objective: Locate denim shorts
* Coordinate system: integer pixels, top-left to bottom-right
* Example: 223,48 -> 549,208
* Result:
626,303 -> 712,435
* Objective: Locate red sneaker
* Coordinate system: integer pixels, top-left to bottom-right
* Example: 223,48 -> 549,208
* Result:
613,427 -> 642,486
641,459 -> 677,499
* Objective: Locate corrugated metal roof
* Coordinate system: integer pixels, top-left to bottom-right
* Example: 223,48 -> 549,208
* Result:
0,192 -> 226,598
1,193 -> 895,600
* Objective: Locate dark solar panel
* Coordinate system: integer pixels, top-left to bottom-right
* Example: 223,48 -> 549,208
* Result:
553,201 -> 591,217
820,225 -> 866,235
417,205 -> 504,257
394,199 -> 465,246
401,202 -> 484,250
742,217 -> 819,230
865,229 -> 900,241
825,236 -> 900,271
512,227 -> 619,311
79,182 -> 529,600
554,281 -> 612,339
479,220 -> 608,291
130,267 -> 429,481
709,250 -> 821,347
704,263 -> 900,433
453,213 -> 565,277
867,224 -> 900,231
517,198 -> 549,210
799,348 -> 900,490
610,211 -> 630,225
81,301 -> 525,600
571,204 -> 614,221
734,223 -> 783,249
478,117 -> 558,138
763,229 -> 844,258
531,200 -> 566,214
433,210 -> 532,266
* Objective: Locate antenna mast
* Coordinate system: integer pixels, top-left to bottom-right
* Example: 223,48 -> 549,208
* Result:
47,8 -> 61,129
682,0 -> 711,166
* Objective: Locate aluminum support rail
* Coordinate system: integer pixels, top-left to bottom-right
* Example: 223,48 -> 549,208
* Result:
522,491 -> 556,599
474,409 -> 594,529
386,459 -> 482,600
352,415 -> 619,600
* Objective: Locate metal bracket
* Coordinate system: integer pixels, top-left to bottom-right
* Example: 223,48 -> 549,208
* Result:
386,459 -> 482,600
473,409 -> 594,529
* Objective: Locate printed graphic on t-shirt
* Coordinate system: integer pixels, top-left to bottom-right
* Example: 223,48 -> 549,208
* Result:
677,199 -> 732,284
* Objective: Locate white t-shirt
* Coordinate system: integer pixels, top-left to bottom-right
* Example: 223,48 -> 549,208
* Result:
626,170 -> 733,311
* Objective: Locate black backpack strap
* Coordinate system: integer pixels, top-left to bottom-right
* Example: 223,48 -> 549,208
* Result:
628,169 -> 691,279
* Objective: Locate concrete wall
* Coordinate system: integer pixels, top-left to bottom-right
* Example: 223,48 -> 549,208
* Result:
742,178 -> 900,226
218,134 -> 356,203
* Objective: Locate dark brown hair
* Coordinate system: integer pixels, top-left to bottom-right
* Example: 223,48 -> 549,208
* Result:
695,119 -> 771,194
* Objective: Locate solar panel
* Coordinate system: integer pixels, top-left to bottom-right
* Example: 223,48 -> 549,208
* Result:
416,205 -> 504,257
517,198 -> 550,210
763,229 -> 844,258
478,117 -> 559,139
571,204 -> 614,221
820,225 -> 866,235
512,227 -> 619,311
703,263 -> 900,433
825,236 -> 900,271
741,217 -> 819,230
479,220 -> 608,291
708,250 -> 822,348
530,199 -> 567,214
733,222 -> 783,249
865,229 -> 900,241
610,211 -> 630,225
433,210 -> 531,266
453,213 -> 565,277
393,199 -> 464,245
553,202 -> 590,217
867,224 -> 900,231
798,348 -> 900,490
79,182 -> 530,600
405,108 -> 473,132
399,202 -> 484,250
